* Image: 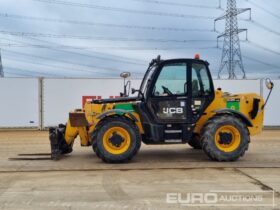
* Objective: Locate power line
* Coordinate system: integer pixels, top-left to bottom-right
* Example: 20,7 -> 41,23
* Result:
1,8 -> 279,53
4,71 -> 43,77
5,66 -> 60,77
31,0 -> 215,19
216,46 -> 280,70
0,42 -> 218,50
4,55 -> 144,77
243,55 -> 280,70
1,36 -> 150,75
248,20 -> 280,37
214,5 -> 280,38
0,13 -> 214,33
0,36 -> 146,66
246,0 -> 280,20
216,14 -> 280,37
5,47 -> 278,77
22,37 -> 147,65
4,72 -> 31,77
245,40 -> 280,56
3,57 -> 127,76
0,35 -> 219,74
216,18 -> 280,37
3,29 -> 279,63
8,51 -> 276,78
0,30 -> 217,41
0,33 -> 220,51
2,49 -> 137,75
1,41 -> 217,50
130,0 -> 220,9
0,31 -> 217,43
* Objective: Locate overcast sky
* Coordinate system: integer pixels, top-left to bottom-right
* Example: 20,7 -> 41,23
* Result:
0,0 -> 280,79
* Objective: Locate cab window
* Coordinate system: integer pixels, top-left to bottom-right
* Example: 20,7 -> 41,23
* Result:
153,63 -> 187,97
192,63 -> 212,97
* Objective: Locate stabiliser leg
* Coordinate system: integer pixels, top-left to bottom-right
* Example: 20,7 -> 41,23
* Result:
49,124 -> 73,160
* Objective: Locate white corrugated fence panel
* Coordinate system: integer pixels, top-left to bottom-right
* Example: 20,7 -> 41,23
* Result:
213,79 -> 261,95
0,78 -> 278,128
0,78 -> 39,128
43,78 -> 133,127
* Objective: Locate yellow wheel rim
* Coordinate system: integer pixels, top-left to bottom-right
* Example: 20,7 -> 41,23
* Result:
102,127 -> 131,155
214,125 -> 241,153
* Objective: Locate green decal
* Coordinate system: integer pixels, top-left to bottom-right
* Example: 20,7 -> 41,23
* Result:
227,101 -> 240,111
114,103 -> 135,112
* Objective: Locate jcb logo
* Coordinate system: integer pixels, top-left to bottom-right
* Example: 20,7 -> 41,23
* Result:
163,107 -> 183,114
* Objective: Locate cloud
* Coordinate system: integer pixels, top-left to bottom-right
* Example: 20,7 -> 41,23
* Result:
0,0 -> 280,79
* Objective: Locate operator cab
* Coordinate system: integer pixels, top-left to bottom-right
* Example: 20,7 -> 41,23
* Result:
136,55 -> 215,144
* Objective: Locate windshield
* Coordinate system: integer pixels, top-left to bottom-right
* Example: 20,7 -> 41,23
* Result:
139,65 -> 157,98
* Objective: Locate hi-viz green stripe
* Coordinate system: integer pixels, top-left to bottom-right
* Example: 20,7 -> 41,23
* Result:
114,103 -> 135,112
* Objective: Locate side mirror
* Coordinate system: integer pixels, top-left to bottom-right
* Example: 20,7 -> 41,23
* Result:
120,72 -> 131,79
262,78 -> 274,109
265,78 -> 274,90
120,72 -> 131,97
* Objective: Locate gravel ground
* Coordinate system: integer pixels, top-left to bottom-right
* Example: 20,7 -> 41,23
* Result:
0,130 -> 279,209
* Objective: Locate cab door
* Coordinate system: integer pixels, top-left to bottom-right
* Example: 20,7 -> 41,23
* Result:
191,61 -> 215,122
145,61 -> 193,143
147,61 -> 190,123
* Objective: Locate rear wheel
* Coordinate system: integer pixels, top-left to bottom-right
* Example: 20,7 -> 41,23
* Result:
93,117 -> 141,163
201,115 -> 249,161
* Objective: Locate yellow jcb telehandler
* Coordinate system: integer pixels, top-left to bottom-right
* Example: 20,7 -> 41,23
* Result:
49,55 -> 274,163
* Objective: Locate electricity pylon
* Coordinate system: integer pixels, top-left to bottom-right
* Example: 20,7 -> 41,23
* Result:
215,0 -> 251,79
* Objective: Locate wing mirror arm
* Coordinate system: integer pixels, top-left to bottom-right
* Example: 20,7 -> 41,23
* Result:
262,78 -> 274,109
131,88 -> 144,99
120,72 -> 131,97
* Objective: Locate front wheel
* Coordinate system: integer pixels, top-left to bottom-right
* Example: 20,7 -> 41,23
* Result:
93,117 -> 141,163
201,115 -> 250,161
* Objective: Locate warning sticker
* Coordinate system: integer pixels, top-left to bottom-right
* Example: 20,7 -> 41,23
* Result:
226,99 -> 240,111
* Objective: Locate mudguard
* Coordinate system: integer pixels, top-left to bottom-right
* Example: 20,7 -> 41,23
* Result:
213,108 -> 253,127
96,109 -> 138,122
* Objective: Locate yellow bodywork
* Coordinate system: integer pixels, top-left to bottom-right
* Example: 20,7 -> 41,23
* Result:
194,90 -> 264,136
64,89 -> 264,146
64,103 -> 144,145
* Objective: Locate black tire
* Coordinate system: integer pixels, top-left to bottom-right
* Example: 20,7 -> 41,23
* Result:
201,114 -> 250,161
188,135 -> 202,149
92,116 -> 141,163
91,125 -> 99,157
91,139 -> 100,158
